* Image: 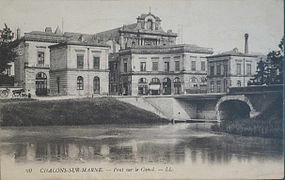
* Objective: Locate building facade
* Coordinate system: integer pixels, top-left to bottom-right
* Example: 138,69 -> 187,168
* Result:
95,12 -> 180,95
14,27 -> 65,96
14,27 -> 109,96
206,48 -> 259,93
118,44 -> 213,96
95,12 -> 177,53
49,41 -> 109,96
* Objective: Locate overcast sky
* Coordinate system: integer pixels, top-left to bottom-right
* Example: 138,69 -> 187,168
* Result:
0,0 -> 283,54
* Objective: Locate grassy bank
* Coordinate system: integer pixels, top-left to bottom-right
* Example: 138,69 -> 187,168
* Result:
211,97 -> 283,138
0,97 -> 169,126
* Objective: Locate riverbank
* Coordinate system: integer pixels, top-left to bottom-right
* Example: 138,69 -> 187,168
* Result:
0,97 -> 169,126
211,97 -> 283,138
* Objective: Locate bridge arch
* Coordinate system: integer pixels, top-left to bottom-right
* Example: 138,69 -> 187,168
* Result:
215,95 -> 259,121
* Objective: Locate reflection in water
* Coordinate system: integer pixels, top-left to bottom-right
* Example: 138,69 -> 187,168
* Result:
0,124 -> 283,180
0,124 -> 282,166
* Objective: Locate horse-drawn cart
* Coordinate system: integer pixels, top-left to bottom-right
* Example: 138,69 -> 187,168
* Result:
0,87 -> 27,98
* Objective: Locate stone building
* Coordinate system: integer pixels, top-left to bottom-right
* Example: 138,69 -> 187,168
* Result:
95,12 -> 179,95
206,48 -> 259,93
14,27 -> 65,95
49,40 -> 109,96
206,34 -> 261,93
14,27 -> 110,96
97,12 -> 213,95
95,12 -> 177,53
118,44 -> 213,96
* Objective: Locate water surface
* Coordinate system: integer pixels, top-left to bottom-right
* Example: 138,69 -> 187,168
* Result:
0,123 -> 283,179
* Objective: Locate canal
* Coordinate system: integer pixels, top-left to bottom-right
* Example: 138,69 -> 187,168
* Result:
0,123 -> 283,179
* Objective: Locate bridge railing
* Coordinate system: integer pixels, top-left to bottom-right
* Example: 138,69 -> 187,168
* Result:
185,89 -> 207,94
228,84 -> 283,94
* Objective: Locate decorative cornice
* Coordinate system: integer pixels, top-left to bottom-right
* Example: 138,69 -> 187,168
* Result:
50,68 -> 110,72
119,44 -> 213,55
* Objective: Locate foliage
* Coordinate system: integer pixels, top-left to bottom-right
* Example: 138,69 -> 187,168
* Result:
249,60 -> 269,85
249,37 -> 284,85
0,24 -> 19,73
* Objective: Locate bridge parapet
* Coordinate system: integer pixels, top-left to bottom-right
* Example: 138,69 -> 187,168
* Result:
228,84 -> 283,95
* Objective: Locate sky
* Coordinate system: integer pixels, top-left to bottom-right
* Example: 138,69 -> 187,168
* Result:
0,0 -> 283,54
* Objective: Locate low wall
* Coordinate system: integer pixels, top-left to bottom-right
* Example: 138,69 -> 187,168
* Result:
117,96 -> 218,121
144,97 -> 191,120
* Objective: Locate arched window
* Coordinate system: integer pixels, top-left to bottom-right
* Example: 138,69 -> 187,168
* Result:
77,76 -> 84,90
139,78 -> 148,84
237,80 -> 242,87
138,78 -> 148,95
147,19 -> 153,30
163,77 -> 171,95
174,77 -> 181,94
93,76 -> 100,94
35,72 -> 47,96
150,78 -> 160,84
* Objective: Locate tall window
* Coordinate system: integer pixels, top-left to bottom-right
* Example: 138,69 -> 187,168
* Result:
152,62 -> 158,71
216,64 -> 221,75
175,61 -> 180,71
201,61 -> 206,71
217,80 -> 221,92
223,79 -> 227,92
237,80 -> 242,87
246,64 -> 251,75
147,19 -> 153,30
77,76 -> 84,90
56,77 -> 60,93
77,55 -> 84,69
224,64 -> 228,76
191,61 -> 196,71
37,52 -> 45,65
124,62 -> 128,72
210,66 -> 215,76
164,62 -> 170,72
140,62 -> 146,72
93,56 -> 100,70
210,81 -> 214,92
236,63 -> 241,75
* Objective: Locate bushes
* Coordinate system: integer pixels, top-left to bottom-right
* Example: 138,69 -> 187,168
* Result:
0,97 -> 169,126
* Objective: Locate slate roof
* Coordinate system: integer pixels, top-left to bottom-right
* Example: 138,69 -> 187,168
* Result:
208,48 -> 259,58
119,44 -> 213,55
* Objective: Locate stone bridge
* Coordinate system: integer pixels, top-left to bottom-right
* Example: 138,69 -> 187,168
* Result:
117,85 -> 283,122
174,85 -> 282,121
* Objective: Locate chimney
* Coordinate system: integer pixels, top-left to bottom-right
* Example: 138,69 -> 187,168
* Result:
244,33 -> 249,54
16,27 -> 21,39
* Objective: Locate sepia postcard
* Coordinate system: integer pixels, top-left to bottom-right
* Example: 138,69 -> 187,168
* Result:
0,0 -> 283,179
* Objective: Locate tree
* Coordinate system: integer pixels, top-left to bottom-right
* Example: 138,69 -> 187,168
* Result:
249,37 -> 284,85
266,37 -> 283,84
249,60 -> 269,85
0,24 -> 18,73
